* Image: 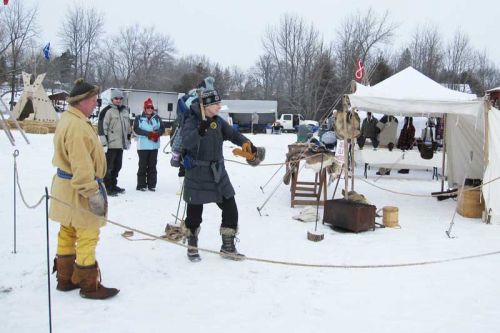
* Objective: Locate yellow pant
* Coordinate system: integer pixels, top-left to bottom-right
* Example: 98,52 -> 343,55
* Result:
57,225 -> 100,266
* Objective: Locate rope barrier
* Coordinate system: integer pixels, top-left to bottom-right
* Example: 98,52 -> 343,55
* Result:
10,154 -> 500,269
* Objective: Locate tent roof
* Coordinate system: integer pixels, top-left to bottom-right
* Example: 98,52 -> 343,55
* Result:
486,86 -> 500,93
349,66 -> 484,117
221,100 -> 277,114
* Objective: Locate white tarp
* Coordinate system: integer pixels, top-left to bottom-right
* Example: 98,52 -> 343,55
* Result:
350,67 -> 483,117
483,107 -> 500,222
445,113 -> 485,186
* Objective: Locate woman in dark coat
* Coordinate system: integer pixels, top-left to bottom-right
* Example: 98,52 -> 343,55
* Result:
181,84 -> 260,262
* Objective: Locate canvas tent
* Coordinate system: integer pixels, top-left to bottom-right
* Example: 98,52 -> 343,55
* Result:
348,66 -> 499,222
11,72 -> 58,122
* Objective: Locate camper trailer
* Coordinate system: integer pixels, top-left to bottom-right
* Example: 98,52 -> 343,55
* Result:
100,88 -> 180,127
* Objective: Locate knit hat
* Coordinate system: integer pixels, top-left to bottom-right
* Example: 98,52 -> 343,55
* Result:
201,89 -> 221,106
144,97 -> 154,109
198,76 -> 221,106
67,79 -> 99,105
110,89 -> 124,100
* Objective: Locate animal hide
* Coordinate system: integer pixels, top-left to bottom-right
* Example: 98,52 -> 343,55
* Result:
283,143 -> 340,185
341,189 -> 371,205
335,96 -> 361,140
292,206 -> 320,222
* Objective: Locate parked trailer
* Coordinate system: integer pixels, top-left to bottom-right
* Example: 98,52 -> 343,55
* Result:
220,99 -> 278,133
100,88 -> 181,127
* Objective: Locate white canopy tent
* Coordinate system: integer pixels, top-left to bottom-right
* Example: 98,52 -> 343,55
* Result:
348,66 -> 499,222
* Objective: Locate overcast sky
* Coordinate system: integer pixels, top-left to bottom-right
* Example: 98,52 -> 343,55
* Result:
21,0 -> 498,70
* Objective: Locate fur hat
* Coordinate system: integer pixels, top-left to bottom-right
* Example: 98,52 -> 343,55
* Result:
144,97 -> 154,109
67,79 -> 99,105
110,89 -> 124,100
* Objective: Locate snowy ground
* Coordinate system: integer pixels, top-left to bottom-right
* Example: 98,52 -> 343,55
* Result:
1,130 -> 500,333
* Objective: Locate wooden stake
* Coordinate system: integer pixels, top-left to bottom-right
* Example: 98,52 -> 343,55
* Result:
196,89 -> 206,121
307,230 -> 324,242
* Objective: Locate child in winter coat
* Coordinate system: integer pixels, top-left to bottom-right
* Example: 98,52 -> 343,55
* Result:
133,98 -> 165,191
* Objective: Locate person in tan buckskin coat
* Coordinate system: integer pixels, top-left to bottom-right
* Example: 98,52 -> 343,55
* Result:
49,79 -> 119,300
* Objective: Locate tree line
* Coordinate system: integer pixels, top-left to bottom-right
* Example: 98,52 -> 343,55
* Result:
1,2 -> 499,119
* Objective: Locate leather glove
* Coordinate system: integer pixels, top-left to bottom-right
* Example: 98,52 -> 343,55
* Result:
148,131 -> 160,142
198,120 -> 210,136
89,186 -> 107,217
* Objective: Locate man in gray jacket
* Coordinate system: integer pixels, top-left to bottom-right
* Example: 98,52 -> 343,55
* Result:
181,79 -> 264,262
98,89 -> 131,196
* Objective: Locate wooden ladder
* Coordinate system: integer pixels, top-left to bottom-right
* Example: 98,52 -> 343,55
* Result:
290,161 -> 327,207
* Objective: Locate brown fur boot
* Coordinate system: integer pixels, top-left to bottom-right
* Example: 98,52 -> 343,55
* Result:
52,254 -> 79,291
71,262 -> 119,300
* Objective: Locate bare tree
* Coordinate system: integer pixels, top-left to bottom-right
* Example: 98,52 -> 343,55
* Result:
0,1 -> 38,109
103,24 -> 175,90
441,29 -> 474,86
472,50 -> 500,94
334,8 -> 396,85
407,24 -> 443,80
251,54 -> 278,100
262,14 -> 330,118
59,4 -> 104,81
444,30 -> 473,75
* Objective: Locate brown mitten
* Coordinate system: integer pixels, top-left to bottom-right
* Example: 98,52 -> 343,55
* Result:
232,141 -> 256,160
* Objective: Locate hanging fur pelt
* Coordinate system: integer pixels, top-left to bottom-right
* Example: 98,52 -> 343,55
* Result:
335,96 -> 361,140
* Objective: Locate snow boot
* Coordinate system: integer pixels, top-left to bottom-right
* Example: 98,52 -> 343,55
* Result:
71,262 -> 119,300
52,254 -> 79,291
186,227 -> 201,262
220,227 -> 245,261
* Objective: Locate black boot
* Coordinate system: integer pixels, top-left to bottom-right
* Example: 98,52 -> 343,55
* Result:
186,228 -> 201,262
220,227 -> 245,261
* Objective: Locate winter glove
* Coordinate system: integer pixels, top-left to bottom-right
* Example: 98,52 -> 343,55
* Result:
148,131 -> 160,142
247,146 -> 266,166
232,141 -> 265,166
233,141 -> 256,160
198,120 -> 210,136
88,185 -> 108,217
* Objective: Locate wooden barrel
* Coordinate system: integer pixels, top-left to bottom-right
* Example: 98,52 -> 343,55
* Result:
457,187 -> 484,218
383,206 -> 399,228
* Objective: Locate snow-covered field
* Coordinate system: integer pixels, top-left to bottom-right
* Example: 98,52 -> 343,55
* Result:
1,130 -> 500,333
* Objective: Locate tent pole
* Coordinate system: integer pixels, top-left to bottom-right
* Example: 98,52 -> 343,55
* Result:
484,99 -> 490,167
350,83 -> 356,191
441,114 -> 447,192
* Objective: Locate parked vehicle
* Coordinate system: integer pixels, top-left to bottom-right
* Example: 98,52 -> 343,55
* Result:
278,114 -> 319,132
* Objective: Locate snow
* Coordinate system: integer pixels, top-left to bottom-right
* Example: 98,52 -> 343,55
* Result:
2,131 -> 500,333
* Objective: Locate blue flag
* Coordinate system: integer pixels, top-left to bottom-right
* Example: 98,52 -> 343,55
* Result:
43,42 -> 50,60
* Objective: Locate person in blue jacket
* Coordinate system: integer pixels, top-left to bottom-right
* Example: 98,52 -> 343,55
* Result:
133,98 -> 165,191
